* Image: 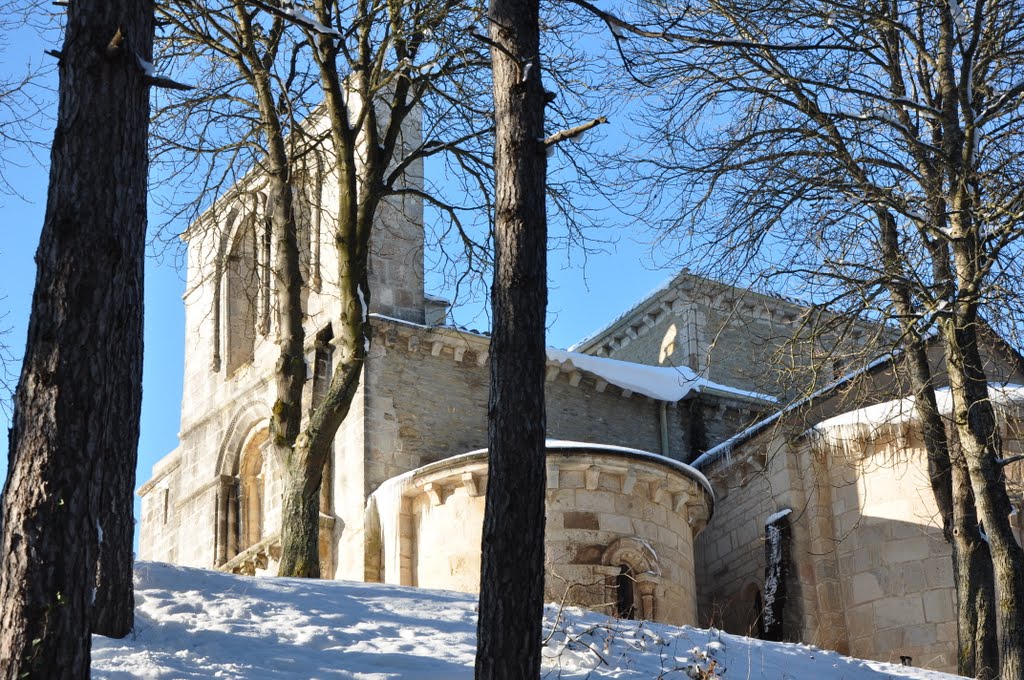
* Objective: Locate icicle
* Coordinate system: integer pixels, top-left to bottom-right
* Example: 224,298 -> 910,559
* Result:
367,472 -> 414,584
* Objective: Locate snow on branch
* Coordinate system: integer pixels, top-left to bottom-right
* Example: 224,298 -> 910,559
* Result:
136,51 -> 194,91
544,116 -> 608,148
246,0 -> 342,38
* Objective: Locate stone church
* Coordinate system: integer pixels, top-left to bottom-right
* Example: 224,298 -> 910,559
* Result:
138,134 -> 1024,674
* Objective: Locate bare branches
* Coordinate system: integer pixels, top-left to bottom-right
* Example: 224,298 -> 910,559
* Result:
613,0 -> 1024,341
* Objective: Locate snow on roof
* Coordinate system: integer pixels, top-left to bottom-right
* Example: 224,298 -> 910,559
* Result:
369,314 -> 775,405
765,508 -> 792,525
369,313 -> 491,338
545,439 -> 715,500
810,384 -> 1024,445
691,351 -> 897,471
448,439 -> 715,502
546,347 -> 776,404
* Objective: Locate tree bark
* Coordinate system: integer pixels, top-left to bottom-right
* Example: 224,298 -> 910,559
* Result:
474,0 -> 548,676
0,0 -> 152,675
877,207 -> 997,678
276,3 -> 374,576
904,337 -> 997,679
942,307 -> 1024,679
267,160 -> 313,575
950,457 -> 998,679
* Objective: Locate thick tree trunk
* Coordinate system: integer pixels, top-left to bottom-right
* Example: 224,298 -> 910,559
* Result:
474,0 -> 548,676
279,472 -> 321,576
268,162 -> 313,575
91,465 -> 139,638
231,10 -> 318,577
942,312 -> 1024,679
950,458 -> 998,679
906,340 -> 997,678
277,29 -> 373,576
278,349 -> 365,576
0,0 -> 151,675
878,208 -> 997,678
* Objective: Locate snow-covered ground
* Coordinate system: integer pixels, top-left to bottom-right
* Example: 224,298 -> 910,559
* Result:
92,562 -> 965,679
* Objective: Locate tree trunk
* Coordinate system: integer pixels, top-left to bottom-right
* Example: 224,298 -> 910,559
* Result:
906,338 -> 996,678
474,0 -> 548,676
267,161 -> 312,575
942,307 -> 1024,679
279,472 -> 321,576
950,457 -> 998,679
277,349 -> 365,577
230,7 -> 315,576
0,0 -> 151,675
878,207 -> 997,677
277,24 -> 373,576
91,463 -> 139,638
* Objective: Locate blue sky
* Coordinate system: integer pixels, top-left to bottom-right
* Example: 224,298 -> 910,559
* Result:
0,18 -> 677,545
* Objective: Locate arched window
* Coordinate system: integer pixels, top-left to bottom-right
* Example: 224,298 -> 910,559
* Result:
616,565 -> 637,620
224,216 -> 259,374
602,537 -> 661,620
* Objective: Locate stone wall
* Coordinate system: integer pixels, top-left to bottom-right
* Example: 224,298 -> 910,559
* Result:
363,318 -> 701,501
138,121 -> 428,573
366,446 -> 713,626
694,434 -> 804,639
817,431 -> 956,670
576,275 -> 813,393
696,394 -> 1024,674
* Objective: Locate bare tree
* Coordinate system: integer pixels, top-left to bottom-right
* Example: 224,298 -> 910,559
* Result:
0,2 -> 47,201
471,2 -> 616,676
155,0 -> 493,576
583,0 -> 1024,674
0,0 -> 153,675
0,6 -> 47,415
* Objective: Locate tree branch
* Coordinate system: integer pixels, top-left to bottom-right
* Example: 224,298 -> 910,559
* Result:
544,116 -> 607,147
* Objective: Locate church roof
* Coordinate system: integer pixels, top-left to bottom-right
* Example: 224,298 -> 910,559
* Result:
691,321 -> 1024,472
569,269 -> 808,354
810,383 -> 1024,445
690,351 -> 898,471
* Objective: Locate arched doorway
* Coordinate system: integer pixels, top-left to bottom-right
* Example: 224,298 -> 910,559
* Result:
237,428 -> 269,551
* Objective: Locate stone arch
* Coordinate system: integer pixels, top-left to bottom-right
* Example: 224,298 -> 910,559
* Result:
602,537 -> 661,620
214,401 -> 270,566
214,194 -> 271,375
215,400 -> 270,477
736,581 -> 764,638
601,537 -> 660,576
